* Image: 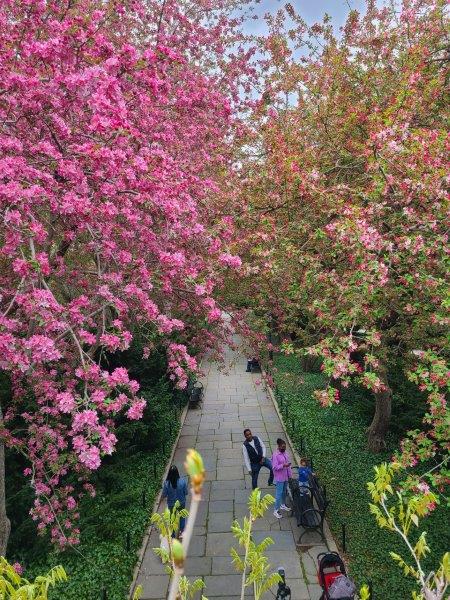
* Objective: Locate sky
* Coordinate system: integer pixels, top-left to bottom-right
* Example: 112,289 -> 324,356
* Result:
241,0 -> 367,35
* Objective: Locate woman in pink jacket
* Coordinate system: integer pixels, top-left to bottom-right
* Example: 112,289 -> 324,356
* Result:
271,438 -> 292,519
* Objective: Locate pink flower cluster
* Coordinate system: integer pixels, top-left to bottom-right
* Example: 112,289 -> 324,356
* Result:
219,253 -> 242,269
24,335 -> 62,362
314,387 -> 340,408
167,343 -> 198,389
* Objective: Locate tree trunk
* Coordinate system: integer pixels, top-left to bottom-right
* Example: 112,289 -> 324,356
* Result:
367,366 -> 392,453
0,406 -> 11,556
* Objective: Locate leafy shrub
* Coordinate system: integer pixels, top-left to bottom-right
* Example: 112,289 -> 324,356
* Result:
7,388 -> 182,599
0,557 -> 67,599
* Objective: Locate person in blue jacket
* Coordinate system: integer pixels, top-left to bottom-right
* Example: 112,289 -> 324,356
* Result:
298,457 -> 315,495
162,465 -> 188,538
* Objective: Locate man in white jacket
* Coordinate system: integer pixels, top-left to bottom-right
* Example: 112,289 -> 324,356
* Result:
242,428 -> 274,489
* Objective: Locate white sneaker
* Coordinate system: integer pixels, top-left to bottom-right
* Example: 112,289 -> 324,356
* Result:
273,510 -> 282,519
280,504 -> 291,512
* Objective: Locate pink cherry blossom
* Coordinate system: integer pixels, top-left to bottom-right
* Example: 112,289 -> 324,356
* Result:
126,400 -> 146,421
219,253 -> 242,269
0,0 -> 251,546
57,392 -> 76,414
79,446 -> 101,470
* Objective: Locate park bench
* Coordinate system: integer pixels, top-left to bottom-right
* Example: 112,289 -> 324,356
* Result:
186,378 -> 203,409
288,472 -> 329,544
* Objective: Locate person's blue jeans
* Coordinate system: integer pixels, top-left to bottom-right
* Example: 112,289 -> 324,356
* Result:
298,482 -> 310,496
275,481 -> 288,510
250,458 -> 274,489
179,513 -> 186,533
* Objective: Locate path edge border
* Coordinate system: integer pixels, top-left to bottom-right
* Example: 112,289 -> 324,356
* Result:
128,400 -> 190,599
261,367 -> 338,553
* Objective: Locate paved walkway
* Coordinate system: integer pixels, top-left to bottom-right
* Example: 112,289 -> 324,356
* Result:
135,344 -> 333,599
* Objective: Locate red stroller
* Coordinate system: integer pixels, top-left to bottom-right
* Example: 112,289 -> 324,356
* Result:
317,552 -> 356,600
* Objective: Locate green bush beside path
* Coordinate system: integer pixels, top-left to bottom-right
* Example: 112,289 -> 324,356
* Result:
273,354 -> 449,599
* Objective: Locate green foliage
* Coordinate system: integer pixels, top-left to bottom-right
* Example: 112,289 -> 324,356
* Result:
151,503 -> 189,575
273,354 -> 450,599
6,343 -> 185,600
0,557 -> 67,599
230,489 -> 281,600
150,477 -> 206,600
359,584 -> 371,600
386,362 -> 428,437
368,463 -> 449,598
132,584 -> 143,599
303,358 -> 429,438
177,576 -> 207,600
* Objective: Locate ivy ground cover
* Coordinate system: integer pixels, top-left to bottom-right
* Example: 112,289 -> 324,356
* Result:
274,354 -> 449,599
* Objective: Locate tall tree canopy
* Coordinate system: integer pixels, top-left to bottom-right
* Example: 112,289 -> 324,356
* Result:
0,0 -> 252,549
230,0 -> 448,462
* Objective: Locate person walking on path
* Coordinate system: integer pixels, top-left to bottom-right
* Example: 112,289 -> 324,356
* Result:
162,465 -> 188,538
242,428 -> 274,490
272,438 -> 292,519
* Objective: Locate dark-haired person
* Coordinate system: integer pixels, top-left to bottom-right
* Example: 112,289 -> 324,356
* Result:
242,428 -> 274,490
162,465 -> 188,538
271,438 -> 292,519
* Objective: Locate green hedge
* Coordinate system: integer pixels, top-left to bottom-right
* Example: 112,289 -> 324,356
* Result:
273,354 -> 449,599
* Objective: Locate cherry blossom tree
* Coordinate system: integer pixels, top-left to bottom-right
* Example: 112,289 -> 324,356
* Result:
230,0 -> 448,458
0,0 -> 251,550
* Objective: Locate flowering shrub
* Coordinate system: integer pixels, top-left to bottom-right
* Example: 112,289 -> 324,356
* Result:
272,355 -> 448,598
368,463 -> 449,600
6,367 -> 182,600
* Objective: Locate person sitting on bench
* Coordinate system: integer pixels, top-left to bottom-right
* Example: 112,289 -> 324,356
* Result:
298,457 -> 315,494
243,428 -> 274,489
246,358 -> 259,372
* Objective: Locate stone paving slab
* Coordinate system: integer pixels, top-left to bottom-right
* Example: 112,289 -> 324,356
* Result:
206,532 -> 245,556
209,489 -> 234,501
253,530 -> 295,551
208,499 -> 233,513
203,574 -> 243,596
135,575 -> 169,599
211,555 -> 241,575
207,511 -> 234,533
134,342 -> 335,599
184,556 -> 212,577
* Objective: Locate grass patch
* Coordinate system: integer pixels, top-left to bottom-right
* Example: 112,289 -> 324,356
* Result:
273,354 -> 449,599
